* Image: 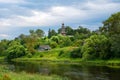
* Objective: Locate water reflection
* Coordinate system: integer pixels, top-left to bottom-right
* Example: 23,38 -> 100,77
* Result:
6,61 -> 120,80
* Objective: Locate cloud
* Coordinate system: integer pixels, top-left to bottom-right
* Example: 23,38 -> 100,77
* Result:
0,0 -> 119,28
0,34 -> 9,38
0,0 -> 120,39
0,0 -> 25,3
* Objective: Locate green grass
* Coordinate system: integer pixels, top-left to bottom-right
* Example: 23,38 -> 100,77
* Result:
0,65 -> 68,80
12,47 -> 120,67
15,47 -> 77,61
0,57 -> 4,61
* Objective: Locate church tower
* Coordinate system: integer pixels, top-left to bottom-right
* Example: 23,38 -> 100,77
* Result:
60,23 -> 66,36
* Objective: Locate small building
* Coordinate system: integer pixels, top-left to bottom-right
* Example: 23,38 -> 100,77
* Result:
60,23 -> 66,36
38,45 -> 51,51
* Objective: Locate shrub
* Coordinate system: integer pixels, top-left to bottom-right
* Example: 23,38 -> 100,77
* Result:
6,45 -> 27,60
50,42 -> 58,48
58,50 -> 64,56
82,34 -> 110,60
40,54 -> 44,57
70,47 -> 82,58
27,53 -> 32,58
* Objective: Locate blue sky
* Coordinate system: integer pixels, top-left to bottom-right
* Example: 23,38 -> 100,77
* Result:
0,0 -> 120,40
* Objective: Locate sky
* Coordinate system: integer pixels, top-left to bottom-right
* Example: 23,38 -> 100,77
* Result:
0,0 -> 120,40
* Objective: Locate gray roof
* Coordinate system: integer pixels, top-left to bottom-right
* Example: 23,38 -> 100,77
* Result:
39,45 -> 51,50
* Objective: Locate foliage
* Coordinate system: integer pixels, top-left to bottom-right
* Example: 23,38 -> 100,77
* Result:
29,29 -> 44,38
6,44 -> 27,60
51,36 -> 59,43
50,42 -> 58,48
58,50 -> 65,56
82,34 -> 110,60
0,65 -> 68,80
70,47 -> 82,58
0,12 -> 120,60
48,29 -> 57,38
100,12 -> 120,36
73,40 -> 83,47
27,53 -> 32,58
110,34 -> 120,58
0,39 -> 9,56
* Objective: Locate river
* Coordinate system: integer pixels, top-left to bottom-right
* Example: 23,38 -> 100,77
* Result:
1,61 -> 120,80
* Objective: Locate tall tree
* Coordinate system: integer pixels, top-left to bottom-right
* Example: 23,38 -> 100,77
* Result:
48,29 -> 57,38
36,29 -> 44,38
101,12 -> 120,36
82,34 -> 110,60
65,26 -> 73,35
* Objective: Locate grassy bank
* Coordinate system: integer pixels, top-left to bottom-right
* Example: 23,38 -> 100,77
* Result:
0,65 -> 68,80
1,46 -> 119,67
12,47 -> 120,67
14,57 -> 120,67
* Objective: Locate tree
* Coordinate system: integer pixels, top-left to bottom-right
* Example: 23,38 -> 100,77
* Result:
101,12 -> 120,36
110,34 -> 120,58
100,12 -> 120,58
82,34 -> 110,60
48,28 -> 51,38
6,41 -> 27,60
65,26 -> 74,35
51,36 -> 59,43
48,29 -> 57,38
0,39 -> 9,56
74,26 -> 91,34
36,29 -> 44,37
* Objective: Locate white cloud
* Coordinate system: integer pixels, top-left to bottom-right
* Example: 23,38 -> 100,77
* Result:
0,0 -> 25,3
0,0 -> 120,39
0,34 -> 9,38
1,1 -> 119,28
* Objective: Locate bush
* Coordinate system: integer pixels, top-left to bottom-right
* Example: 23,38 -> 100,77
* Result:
70,47 -> 82,58
6,45 -> 27,60
50,42 -> 58,48
27,53 -> 32,58
58,50 -> 64,56
82,34 -> 110,60
40,54 -> 44,57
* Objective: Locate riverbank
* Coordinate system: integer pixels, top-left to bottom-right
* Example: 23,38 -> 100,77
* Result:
2,46 -> 120,67
12,46 -> 120,67
13,58 -> 120,67
0,65 -> 68,80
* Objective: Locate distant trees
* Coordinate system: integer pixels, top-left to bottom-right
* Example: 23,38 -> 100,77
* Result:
101,12 -> 120,36
0,12 -> 120,60
48,29 -> 57,38
29,29 -> 44,38
99,12 -> 120,58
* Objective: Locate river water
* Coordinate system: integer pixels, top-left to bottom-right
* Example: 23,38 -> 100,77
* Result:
2,61 -> 120,80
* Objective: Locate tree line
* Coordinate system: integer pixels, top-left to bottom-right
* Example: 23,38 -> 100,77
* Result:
0,12 -> 120,60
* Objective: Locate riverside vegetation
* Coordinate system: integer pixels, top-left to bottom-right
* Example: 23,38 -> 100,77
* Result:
0,12 -> 120,79
0,64 -> 68,80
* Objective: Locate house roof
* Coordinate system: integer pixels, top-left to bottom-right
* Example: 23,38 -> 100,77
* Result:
39,45 -> 51,49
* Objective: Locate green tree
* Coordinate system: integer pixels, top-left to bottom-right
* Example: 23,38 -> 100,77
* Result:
101,12 -> 120,35
36,29 -> 44,37
74,26 -> 91,34
65,26 -> 74,35
6,43 -> 27,60
82,35 -> 110,60
51,36 -> 59,43
48,29 -> 57,38
0,39 -> 9,56
110,34 -> 120,58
